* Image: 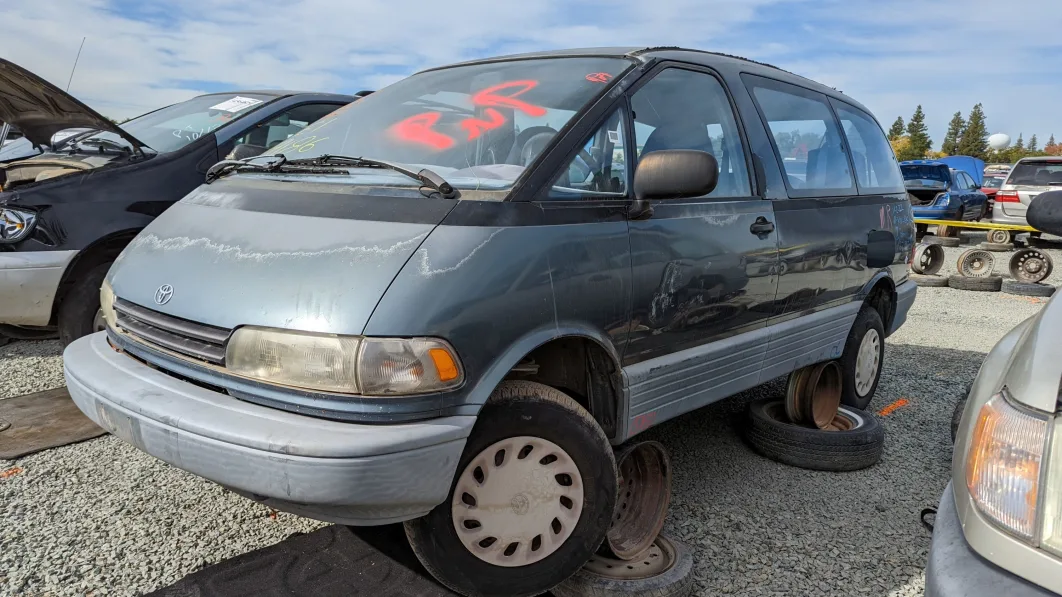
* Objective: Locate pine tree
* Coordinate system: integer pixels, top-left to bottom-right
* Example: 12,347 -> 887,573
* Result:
904,106 -> 932,159
1007,134 -> 1025,162
1028,134 -> 1039,153
1047,135 -> 1059,156
957,103 -> 989,158
887,117 -> 905,141
941,112 -> 965,156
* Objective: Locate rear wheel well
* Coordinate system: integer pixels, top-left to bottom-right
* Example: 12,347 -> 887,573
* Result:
864,278 -> 896,333
503,337 -> 623,441
51,230 -> 140,325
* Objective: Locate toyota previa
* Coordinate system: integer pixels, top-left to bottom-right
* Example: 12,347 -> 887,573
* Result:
65,47 -> 917,597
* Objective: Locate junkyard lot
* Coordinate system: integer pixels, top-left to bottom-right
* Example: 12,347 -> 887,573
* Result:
1,232 -> 1058,597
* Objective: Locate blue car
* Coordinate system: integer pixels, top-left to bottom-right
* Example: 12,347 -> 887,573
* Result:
900,160 -> 988,221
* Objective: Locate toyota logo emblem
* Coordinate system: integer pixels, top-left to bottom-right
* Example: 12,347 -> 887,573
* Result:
154,284 -> 174,305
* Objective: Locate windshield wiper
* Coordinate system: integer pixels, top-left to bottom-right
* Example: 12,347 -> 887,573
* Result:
74,137 -> 133,155
284,155 -> 458,199
204,154 -> 353,184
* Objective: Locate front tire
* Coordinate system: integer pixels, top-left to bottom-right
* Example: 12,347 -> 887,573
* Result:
405,381 -> 618,597
58,262 -> 111,347
839,307 -> 885,410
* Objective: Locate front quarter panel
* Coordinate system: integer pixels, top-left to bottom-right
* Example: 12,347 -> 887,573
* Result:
363,203 -> 632,412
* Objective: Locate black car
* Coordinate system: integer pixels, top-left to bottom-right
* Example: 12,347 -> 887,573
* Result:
0,58 -> 357,345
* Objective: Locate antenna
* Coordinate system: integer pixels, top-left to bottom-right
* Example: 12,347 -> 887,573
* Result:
66,37 -> 86,92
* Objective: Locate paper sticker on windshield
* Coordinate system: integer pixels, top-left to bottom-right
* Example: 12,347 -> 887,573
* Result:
608,130 -> 620,143
209,96 -> 264,113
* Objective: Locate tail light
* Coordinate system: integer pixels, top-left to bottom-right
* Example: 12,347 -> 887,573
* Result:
996,191 -> 1020,203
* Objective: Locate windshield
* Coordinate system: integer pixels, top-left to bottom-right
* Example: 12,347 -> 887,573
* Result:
982,176 -> 1004,189
0,127 -> 91,161
1006,161 -> 1062,186
265,57 -> 634,190
84,93 -> 274,154
901,164 -> 950,189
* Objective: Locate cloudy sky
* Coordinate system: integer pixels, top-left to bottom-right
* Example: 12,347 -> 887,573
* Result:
3,0 -> 1061,148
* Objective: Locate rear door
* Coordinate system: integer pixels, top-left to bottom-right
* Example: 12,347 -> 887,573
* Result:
622,65 -> 779,431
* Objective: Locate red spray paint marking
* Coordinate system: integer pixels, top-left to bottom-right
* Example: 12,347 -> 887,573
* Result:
585,72 -> 612,83
390,112 -> 454,150
470,80 -> 546,117
461,108 -> 506,140
878,398 -> 909,416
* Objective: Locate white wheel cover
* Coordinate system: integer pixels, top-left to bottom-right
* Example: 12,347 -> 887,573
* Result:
855,328 -> 881,397
452,436 -> 584,567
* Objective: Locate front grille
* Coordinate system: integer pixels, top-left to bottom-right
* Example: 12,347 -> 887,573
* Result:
114,298 -> 231,365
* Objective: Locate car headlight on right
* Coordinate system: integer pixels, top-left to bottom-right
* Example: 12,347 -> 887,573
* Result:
965,390 -> 1049,540
224,326 -> 463,396
99,279 -> 118,330
1042,418 -> 1062,556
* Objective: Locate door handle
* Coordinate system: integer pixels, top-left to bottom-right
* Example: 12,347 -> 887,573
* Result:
750,217 -> 775,235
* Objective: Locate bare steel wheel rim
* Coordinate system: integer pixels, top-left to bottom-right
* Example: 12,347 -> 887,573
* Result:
452,436 -> 584,567
988,229 -> 1011,244
854,329 -> 880,397
1010,249 -> 1052,283
958,250 -> 995,278
584,536 -> 675,580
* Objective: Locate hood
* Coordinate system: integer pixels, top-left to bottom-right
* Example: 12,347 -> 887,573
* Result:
108,180 -> 453,335
1002,292 -> 1062,413
0,59 -> 147,150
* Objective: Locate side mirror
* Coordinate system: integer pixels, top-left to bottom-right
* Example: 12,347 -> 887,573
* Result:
1027,190 -> 1062,236
634,150 -> 719,200
228,143 -> 266,160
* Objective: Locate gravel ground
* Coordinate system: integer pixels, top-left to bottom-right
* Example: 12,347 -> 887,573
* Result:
1,230 -> 1059,596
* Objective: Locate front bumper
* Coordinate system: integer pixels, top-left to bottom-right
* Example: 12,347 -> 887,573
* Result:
64,332 -> 475,525
888,279 -> 917,336
0,250 -> 77,326
925,482 -> 1056,597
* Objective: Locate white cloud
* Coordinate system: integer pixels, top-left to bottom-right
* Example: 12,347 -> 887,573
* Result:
1,0 -> 1059,147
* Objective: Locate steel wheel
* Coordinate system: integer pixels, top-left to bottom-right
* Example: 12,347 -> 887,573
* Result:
854,329 -> 881,398
1009,248 -> 1053,284
957,249 -> 995,278
585,538 -> 674,580
912,243 -> 945,275
988,229 -> 1012,244
452,436 -> 584,567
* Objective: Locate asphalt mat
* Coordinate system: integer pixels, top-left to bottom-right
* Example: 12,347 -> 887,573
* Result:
145,524 -> 463,597
0,387 -> 106,460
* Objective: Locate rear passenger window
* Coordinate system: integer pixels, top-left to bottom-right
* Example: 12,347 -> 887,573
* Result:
631,68 -> 752,198
744,75 -> 855,197
831,101 -> 905,194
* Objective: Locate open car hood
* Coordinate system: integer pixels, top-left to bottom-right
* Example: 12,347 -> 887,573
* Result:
0,58 -> 148,150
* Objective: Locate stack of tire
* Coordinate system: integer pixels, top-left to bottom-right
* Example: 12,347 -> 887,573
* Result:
744,307 -> 887,472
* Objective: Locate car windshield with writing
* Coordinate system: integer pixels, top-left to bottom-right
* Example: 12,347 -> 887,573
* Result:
80,93 -> 273,154
982,176 -> 1004,189
901,164 -> 949,189
264,57 -> 634,192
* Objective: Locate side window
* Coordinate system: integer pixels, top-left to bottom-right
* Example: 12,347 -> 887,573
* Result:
232,103 -> 342,152
744,75 -> 855,196
547,107 -> 628,199
831,100 -> 905,194
631,68 -> 751,198
963,173 -> 978,190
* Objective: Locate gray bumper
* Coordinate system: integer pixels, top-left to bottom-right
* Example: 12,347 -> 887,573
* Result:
925,482 -> 1056,597
888,279 -> 917,336
64,332 -> 475,525
0,250 -> 77,326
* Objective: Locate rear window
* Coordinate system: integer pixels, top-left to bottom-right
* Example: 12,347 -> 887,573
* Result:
901,165 -> 949,189
982,176 -> 1004,189
1006,161 -> 1062,186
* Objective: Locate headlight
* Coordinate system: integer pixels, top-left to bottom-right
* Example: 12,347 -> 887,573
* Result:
0,207 -> 37,243
99,279 -> 117,330
1041,418 -> 1062,556
225,326 -> 463,396
965,391 -> 1049,540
